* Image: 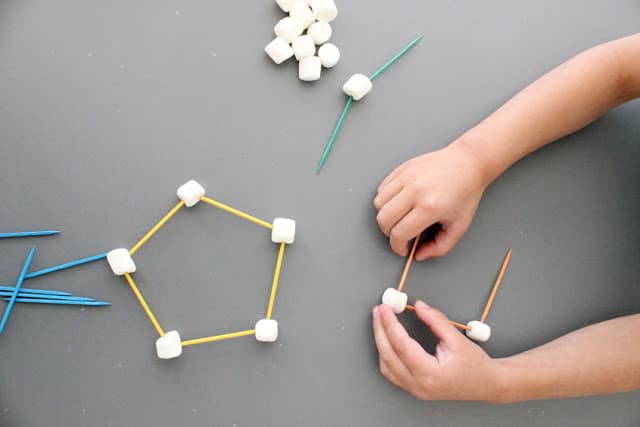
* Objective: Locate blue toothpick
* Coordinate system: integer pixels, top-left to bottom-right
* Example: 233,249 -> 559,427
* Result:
0,246 -> 36,335
0,285 -> 72,297
2,298 -> 110,307
0,230 -> 60,239
0,291 -> 96,302
25,252 -> 108,280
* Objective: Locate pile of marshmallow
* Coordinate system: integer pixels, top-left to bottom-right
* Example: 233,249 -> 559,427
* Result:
265,0 -> 341,81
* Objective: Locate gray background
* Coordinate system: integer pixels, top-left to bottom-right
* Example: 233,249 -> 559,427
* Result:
0,1 -> 638,426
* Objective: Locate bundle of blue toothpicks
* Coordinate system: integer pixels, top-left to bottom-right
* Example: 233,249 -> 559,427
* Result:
0,230 -> 110,336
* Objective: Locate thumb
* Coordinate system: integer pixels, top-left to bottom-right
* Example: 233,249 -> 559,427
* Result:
414,300 -> 464,348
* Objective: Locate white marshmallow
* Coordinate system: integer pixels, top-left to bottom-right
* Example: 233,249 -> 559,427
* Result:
289,1 -> 315,28
156,330 -> 183,359
343,74 -> 372,101
274,17 -> 304,43
381,288 -> 408,314
311,0 -> 337,22
465,321 -> 491,343
271,218 -> 296,243
177,180 -> 205,207
307,21 -> 332,45
255,319 -> 278,342
265,37 -> 295,64
318,43 -> 340,68
275,0 -> 295,12
298,56 -> 321,81
107,248 -> 136,276
292,35 -> 315,60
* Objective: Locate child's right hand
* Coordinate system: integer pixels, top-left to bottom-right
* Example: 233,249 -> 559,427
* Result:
373,140 -> 488,260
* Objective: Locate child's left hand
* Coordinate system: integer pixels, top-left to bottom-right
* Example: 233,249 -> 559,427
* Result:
372,301 -> 502,402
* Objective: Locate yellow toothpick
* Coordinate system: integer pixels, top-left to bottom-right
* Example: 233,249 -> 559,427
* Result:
200,196 -> 273,230
129,201 -> 185,256
123,272 -> 165,337
266,243 -> 286,320
181,329 -> 256,347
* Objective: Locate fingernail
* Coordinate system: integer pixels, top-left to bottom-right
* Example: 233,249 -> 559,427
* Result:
372,306 -> 379,318
416,300 -> 430,309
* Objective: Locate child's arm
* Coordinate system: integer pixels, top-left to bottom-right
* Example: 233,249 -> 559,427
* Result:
374,33 -> 640,259
372,302 -> 640,402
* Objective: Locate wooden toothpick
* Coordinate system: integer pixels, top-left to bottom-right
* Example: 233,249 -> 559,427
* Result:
480,248 -> 512,323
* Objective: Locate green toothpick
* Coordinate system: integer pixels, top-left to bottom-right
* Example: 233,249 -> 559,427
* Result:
316,36 -> 422,174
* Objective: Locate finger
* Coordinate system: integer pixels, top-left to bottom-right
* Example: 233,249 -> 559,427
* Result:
378,163 -> 406,191
376,190 -> 413,237
415,222 -> 466,261
389,209 -> 437,257
379,304 -> 437,375
414,300 -> 465,348
372,306 -> 413,386
374,176 -> 404,210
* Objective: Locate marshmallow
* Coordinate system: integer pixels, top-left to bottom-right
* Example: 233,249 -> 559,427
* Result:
307,21 -> 332,45
292,35 -> 315,60
465,321 -> 491,343
274,17 -> 304,43
265,37 -> 295,64
271,218 -> 296,243
107,248 -> 136,276
311,0 -> 337,22
289,1 -> 315,28
177,180 -> 205,207
299,56 -> 321,81
343,74 -> 372,101
381,288 -> 408,314
156,330 -> 183,359
255,319 -> 278,342
275,0 -> 295,12
318,43 -> 340,68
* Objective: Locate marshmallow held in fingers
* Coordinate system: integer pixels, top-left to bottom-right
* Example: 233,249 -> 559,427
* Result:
318,43 -> 340,67
381,288 -> 408,314
307,21 -> 332,45
290,1 -> 315,28
274,17 -> 304,43
265,37 -> 295,64
311,0 -> 338,22
465,321 -> 491,343
343,74 -> 372,100
292,35 -> 316,60
298,56 -> 322,81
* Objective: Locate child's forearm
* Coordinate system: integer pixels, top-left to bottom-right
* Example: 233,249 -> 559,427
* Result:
455,33 -> 640,186
492,314 -> 640,403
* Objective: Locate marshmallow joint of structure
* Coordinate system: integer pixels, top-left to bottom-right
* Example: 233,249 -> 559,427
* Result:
272,218 -> 296,244
269,0 -> 340,77
156,330 -> 183,359
343,74 -> 373,101
255,319 -> 278,342
381,288 -> 408,314
177,180 -> 205,207
465,321 -> 491,343
107,248 -> 136,276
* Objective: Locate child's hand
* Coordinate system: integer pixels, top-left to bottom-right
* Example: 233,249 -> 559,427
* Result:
373,141 -> 487,259
372,301 -> 502,402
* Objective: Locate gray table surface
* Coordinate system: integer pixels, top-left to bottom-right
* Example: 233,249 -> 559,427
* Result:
1,1 -> 639,426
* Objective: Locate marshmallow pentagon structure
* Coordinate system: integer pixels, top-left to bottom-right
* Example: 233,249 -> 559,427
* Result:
107,248 -> 136,276
465,321 -> 491,343
343,74 -> 373,101
381,288 -> 408,314
255,319 -> 278,342
274,17 -> 304,43
272,218 -> 296,244
318,43 -> 340,68
156,330 -> 183,359
177,180 -> 205,207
